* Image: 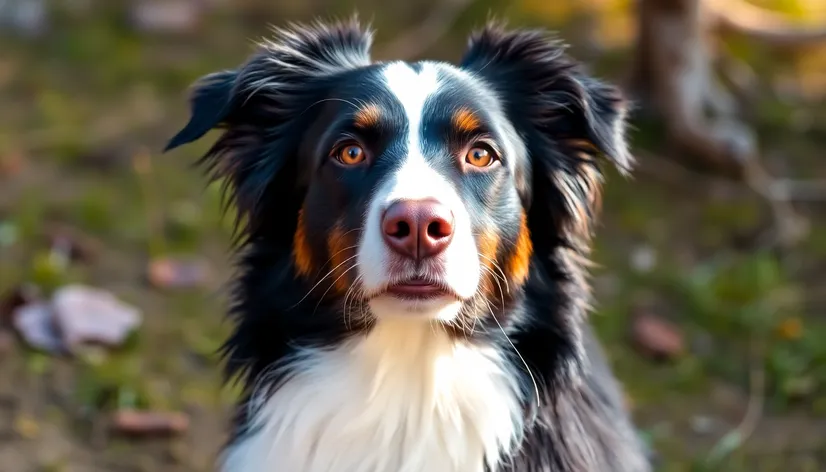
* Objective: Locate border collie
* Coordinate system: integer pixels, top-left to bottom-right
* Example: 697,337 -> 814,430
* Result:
165,18 -> 652,472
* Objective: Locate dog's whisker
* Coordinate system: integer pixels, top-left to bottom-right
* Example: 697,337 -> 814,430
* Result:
314,243 -> 359,273
486,301 -> 540,412
312,262 -> 360,316
478,253 -> 510,295
480,265 -> 508,311
291,254 -> 359,308
343,274 -> 364,330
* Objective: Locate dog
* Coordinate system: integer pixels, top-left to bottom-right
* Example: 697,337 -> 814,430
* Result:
165,18 -> 652,472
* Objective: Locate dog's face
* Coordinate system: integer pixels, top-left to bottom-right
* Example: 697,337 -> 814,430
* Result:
166,20 -> 631,332
304,61 -> 532,323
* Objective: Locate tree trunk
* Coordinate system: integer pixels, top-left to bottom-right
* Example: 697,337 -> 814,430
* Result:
630,0 -> 824,247
631,0 -> 752,179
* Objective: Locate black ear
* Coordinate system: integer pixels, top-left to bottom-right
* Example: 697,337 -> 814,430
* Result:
162,18 -> 373,243
461,24 -> 632,173
461,24 -> 633,251
164,70 -> 238,152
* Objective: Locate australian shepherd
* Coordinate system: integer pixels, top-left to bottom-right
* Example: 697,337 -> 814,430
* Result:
165,18 -> 652,472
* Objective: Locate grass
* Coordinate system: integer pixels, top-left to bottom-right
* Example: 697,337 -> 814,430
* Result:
1,1 -> 826,470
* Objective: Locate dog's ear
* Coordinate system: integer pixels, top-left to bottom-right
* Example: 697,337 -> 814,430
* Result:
461,24 -> 632,252
164,70 -> 238,152
461,24 -> 631,173
163,18 -> 373,241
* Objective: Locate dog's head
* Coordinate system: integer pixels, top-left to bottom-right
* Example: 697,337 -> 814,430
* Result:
166,19 -> 631,338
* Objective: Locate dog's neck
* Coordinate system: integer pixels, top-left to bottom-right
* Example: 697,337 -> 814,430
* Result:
221,317 -> 525,472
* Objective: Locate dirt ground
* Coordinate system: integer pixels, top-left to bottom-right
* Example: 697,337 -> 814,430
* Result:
1,2 -> 826,471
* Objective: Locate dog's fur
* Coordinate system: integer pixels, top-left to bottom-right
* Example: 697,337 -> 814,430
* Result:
165,18 -> 652,472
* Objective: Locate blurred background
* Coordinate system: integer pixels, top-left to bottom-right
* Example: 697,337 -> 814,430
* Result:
0,0 -> 825,470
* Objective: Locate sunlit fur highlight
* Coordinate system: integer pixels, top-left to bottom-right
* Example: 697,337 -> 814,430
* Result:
453,107 -> 481,133
293,209 -> 313,277
477,229 -> 501,299
506,213 -> 533,286
327,224 -> 356,294
354,103 -> 381,129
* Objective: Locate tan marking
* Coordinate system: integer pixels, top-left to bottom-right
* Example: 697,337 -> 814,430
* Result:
506,213 -> 533,285
327,224 -> 355,294
293,208 -> 313,277
453,107 -> 481,133
354,104 -> 381,128
477,230 -> 501,299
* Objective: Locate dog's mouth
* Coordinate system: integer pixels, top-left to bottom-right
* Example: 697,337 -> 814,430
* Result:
374,276 -> 460,302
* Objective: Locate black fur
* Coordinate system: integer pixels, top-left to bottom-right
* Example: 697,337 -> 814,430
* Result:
166,18 -> 651,472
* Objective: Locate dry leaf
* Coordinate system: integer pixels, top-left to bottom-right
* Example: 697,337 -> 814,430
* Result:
13,414 -> 40,439
52,285 -> 142,350
776,317 -> 803,341
147,257 -> 211,290
631,312 -> 684,360
0,149 -> 24,177
111,409 -> 190,436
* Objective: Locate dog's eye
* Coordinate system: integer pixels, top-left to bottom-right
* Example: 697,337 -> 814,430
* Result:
334,144 -> 366,166
465,146 -> 497,168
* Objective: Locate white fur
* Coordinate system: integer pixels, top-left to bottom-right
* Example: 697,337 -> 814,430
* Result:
221,319 -> 523,472
357,62 -> 481,322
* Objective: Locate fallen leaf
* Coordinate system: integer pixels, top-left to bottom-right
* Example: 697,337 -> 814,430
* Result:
776,317 -> 803,341
0,149 -> 24,177
12,301 -> 63,353
147,257 -> 211,290
52,285 -> 142,350
631,312 -> 684,360
110,409 -> 189,436
13,414 -> 40,439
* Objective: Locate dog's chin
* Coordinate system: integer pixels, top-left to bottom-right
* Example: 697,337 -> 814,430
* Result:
367,295 -> 463,322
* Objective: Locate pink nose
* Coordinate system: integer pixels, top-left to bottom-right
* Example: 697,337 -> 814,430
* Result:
381,199 -> 454,260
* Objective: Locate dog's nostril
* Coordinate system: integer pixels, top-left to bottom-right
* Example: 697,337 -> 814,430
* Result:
427,221 -> 450,239
392,222 -> 411,239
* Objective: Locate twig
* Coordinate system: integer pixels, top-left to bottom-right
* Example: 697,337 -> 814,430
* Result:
708,0 -> 826,47
767,179 -> 826,201
704,339 -> 766,467
374,0 -> 475,60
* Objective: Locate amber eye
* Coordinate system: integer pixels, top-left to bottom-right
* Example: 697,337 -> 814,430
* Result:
465,146 -> 496,168
335,144 -> 366,165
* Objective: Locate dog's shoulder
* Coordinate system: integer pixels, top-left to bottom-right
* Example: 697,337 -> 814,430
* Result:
506,322 -> 653,472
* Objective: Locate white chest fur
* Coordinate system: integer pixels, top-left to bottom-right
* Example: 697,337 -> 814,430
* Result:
221,319 -> 524,472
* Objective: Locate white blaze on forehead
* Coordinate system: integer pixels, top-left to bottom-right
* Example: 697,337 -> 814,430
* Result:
382,61 -> 440,156
380,62 -> 451,202
355,62 -> 481,309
